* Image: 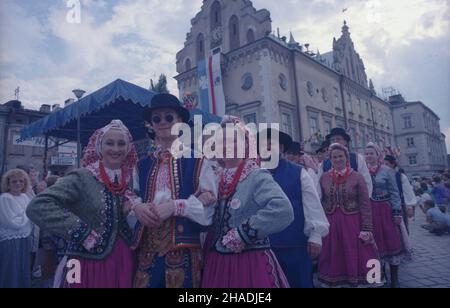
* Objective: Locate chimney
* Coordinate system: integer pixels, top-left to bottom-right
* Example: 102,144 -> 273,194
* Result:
40,104 -> 51,113
389,94 -> 405,104
52,104 -> 61,112
65,98 -> 75,106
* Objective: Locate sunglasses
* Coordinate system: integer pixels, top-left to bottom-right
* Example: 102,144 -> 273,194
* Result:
151,114 -> 175,124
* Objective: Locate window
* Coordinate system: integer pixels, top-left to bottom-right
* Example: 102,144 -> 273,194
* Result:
404,116 -> 412,129
324,120 -> 332,135
229,15 -> 240,50
357,99 -> 362,116
309,117 -> 319,137
243,113 -> 257,124
361,127 -> 367,146
408,155 -> 418,166
247,29 -> 255,44
282,113 -> 293,136
350,127 -> 357,147
210,1 -> 222,30
321,88 -> 328,103
196,33 -> 205,62
407,137 -> 415,147
366,102 -> 370,118
347,93 -> 353,113
185,58 -> 191,71
334,88 -> 339,107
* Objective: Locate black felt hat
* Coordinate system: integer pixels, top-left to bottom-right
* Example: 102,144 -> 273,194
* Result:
143,93 -> 190,124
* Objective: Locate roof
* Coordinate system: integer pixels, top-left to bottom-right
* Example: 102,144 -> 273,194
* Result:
20,79 -> 221,145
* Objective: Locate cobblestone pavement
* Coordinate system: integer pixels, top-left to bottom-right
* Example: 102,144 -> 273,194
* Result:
397,211 -> 450,288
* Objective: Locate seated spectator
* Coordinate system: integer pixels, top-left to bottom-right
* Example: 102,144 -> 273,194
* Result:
421,200 -> 450,236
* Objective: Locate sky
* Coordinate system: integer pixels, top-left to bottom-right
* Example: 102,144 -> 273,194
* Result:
1,0 -> 449,150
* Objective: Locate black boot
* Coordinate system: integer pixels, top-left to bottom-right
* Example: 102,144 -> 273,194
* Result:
390,265 -> 400,288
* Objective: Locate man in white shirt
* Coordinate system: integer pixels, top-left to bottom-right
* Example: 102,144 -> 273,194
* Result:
259,129 -> 329,288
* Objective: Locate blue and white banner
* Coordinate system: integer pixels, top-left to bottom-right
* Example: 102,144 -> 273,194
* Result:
197,53 -> 226,117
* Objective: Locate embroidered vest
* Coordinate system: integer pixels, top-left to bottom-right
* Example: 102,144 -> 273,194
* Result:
323,152 -> 358,172
133,155 -> 204,252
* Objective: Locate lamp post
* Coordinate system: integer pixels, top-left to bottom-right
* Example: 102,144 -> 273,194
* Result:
72,89 -> 86,168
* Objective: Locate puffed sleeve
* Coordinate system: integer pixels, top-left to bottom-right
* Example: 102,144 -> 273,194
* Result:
237,170 -> 294,244
357,153 -> 374,198
300,169 -> 329,246
26,170 -> 93,242
174,159 -> 219,226
401,174 -> 417,208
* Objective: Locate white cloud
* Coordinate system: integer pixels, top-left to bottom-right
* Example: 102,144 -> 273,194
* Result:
0,0 -> 449,136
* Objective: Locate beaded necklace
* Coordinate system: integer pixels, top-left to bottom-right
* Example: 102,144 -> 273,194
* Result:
98,161 -> 127,196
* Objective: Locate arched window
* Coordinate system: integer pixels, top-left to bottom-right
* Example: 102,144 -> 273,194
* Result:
185,58 -> 192,71
229,15 -> 240,50
210,1 -> 222,31
196,33 -> 205,62
247,29 -> 255,44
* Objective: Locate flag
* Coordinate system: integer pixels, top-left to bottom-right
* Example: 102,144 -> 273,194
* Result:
197,53 -> 226,117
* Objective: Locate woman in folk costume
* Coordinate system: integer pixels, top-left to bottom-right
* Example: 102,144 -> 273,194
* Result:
201,116 -> 294,288
27,120 -> 139,288
318,143 -> 380,288
365,142 -> 412,288
132,94 -> 218,289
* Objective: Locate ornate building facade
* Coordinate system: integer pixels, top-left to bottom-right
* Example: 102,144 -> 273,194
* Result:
174,0 -> 447,175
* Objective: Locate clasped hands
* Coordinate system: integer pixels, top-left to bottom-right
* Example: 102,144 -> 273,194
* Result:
134,191 -> 217,229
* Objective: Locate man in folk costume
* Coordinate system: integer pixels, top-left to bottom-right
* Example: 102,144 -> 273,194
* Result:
260,129 -> 330,288
384,155 -> 416,233
132,94 -> 218,288
317,128 -> 373,197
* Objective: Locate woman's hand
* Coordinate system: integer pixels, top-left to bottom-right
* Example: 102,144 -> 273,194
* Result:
82,230 -> 101,251
394,216 -> 403,226
222,229 -> 246,253
198,191 -> 217,207
359,231 -> 374,245
307,242 -> 322,260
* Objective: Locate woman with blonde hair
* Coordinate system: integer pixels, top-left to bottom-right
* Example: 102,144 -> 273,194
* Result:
0,169 -> 33,288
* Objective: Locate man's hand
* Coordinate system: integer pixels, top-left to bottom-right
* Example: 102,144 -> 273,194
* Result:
394,216 -> 403,226
154,200 -> 175,222
307,242 -> 322,260
134,203 -> 161,228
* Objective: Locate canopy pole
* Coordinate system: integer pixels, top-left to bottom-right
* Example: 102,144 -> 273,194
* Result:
77,108 -> 81,168
43,134 -> 49,177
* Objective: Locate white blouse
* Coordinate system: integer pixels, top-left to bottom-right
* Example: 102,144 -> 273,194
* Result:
400,173 -> 418,208
0,193 -> 33,241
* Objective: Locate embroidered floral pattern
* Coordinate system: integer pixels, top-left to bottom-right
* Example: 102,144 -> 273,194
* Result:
174,200 -> 186,217
238,219 -> 259,245
222,229 -> 246,253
